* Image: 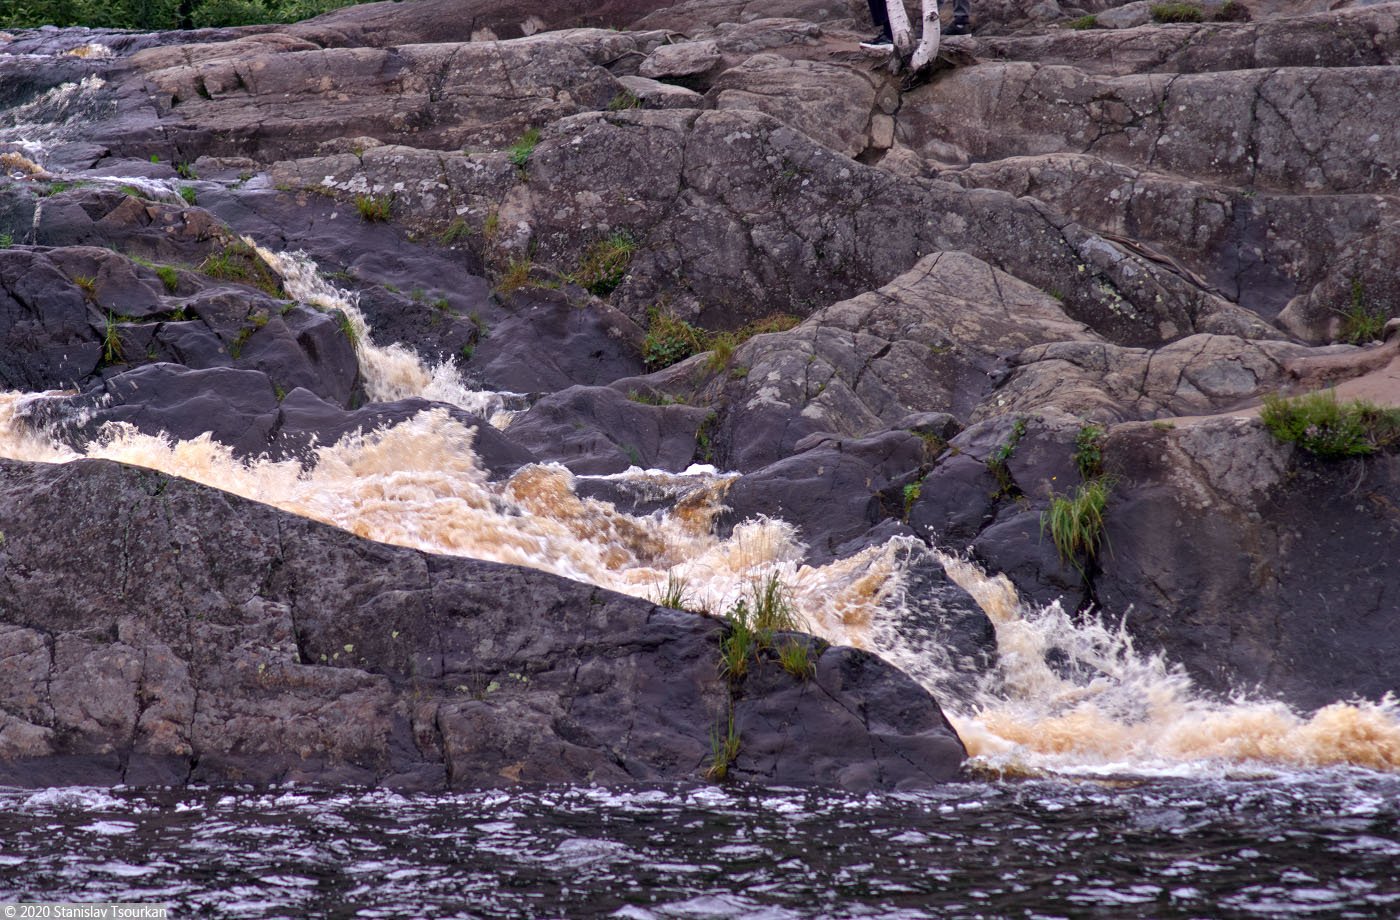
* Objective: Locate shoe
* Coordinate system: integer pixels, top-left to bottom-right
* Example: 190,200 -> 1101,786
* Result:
946,19 -> 972,36
859,34 -> 894,49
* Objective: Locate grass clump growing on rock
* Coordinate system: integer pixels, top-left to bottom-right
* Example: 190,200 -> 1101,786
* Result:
643,308 -> 706,369
355,193 -> 393,222
1337,279 -> 1388,345
508,128 -> 542,171
178,185 -> 197,206
987,418 -> 1028,498
199,240 -> 282,297
1041,479 -> 1112,570
777,639 -> 815,681
1151,2 -> 1204,22
1260,390 -> 1400,458
1073,423 -> 1106,480
705,712 -> 741,782
574,232 -> 637,297
101,312 -> 123,365
155,265 -> 180,293
1068,14 -> 1100,29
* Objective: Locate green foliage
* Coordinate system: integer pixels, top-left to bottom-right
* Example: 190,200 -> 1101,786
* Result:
437,219 -> 471,246
495,258 -> 534,297
718,609 -> 756,682
178,185 -> 197,206
155,265 -> 179,293
643,307 -> 705,369
1214,0 -> 1250,21
119,185 -> 146,200
354,193 -> 393,222
573,232 -> 637,297
73,274 -> 98,300
335,310 -> 361,349
1259,390 -> 1400,458
655,571 -> 691,610
704,711 -> 741,782
174,162 -> 197,180
902,479 -> 922,520
0,0 -> 373,30
1150,2 -> 1203,22
482,211 -> 501,242
695,410 -> 719,464
507,128 -> 542,171
987,418 -> 1028,497
1041,479 -> 1112,570
748,571 -> 802,637
199,240 -> 283,297
1337,279 -> 1388,345
608,90 -> 642,111
703,314 -> 801,372
1073,423 -> 1106,480
1068,14 -> 1099,29
0,233 -> 13,249
101,312 -> 123,365
777,639 -> 815,681
228,325 -> 254,359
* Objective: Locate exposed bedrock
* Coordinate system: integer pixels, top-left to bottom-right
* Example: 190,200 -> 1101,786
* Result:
0,457 -> 966,789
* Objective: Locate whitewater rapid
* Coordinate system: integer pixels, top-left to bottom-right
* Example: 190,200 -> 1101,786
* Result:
1,243 -> 1396,779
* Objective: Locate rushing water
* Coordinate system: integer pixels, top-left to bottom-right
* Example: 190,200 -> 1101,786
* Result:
3,777 -> 1399,918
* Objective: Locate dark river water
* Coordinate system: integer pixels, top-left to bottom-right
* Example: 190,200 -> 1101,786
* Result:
2,772 -> 1398,918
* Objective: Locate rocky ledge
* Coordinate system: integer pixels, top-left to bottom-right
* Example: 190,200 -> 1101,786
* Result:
2,0 -> 1399,785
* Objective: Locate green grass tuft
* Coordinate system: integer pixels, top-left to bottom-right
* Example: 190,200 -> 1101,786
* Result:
102,312 -> 123,365
73,274 -> 98,300
1073,423 -> 1106,480
987,418 -> 1028,498
1337,279 -> 1388,345
355,194 -> 393,222
777,638 -> 815,681
508,128 -> 542,171
643,307 -> 706,370
0,233 -> 13,249
437,219 -> 471,246
1151,2 -> 1204,22
704,711 -> 741,782
1068,14 -> 1099,29
1041,479 -> 1112,570
903,480 -> 922,520
1260,390 -> 1400,458
155,265 -> 179,293
199,240 -> 283,297
573,232 -> 637,297
335,310 -> 361,349
608,90 -> 642,111
495,258 -> 534,297
178,185 -> 197,206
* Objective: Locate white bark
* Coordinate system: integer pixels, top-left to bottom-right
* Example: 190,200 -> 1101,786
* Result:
909,0 -> 943,71
885,0 -> 914,56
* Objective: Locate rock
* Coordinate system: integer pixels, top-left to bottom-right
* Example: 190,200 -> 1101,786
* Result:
1094,417 -> 1400,709
639,39 -> 724,79
617,74 -> 707,108
506,385 -> 712,474
708,53 -> 880,157
0,456 -> 966,789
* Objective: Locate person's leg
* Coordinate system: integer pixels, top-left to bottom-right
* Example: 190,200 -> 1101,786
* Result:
866,0 -> 892,38
947,0 -> 972,33
862,0 -> 894,46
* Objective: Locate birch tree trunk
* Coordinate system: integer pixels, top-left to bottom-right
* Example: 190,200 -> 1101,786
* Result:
909,0 -> 943,71
884,0 -> 914,56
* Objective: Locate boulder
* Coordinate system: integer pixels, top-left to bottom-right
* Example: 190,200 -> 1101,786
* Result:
0,456 -> 966,789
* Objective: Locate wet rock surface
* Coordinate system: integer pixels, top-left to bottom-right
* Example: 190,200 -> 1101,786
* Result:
2,0 -> 1400,784
0,458 -> 964,789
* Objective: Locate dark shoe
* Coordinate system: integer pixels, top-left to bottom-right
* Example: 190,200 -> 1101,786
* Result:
859,33 -> 894,49
946,19 -> 972,35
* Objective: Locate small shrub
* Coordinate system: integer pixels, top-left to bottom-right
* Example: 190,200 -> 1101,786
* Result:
643,308 -> 705,369
1259,390 -> 1400,458
155,265 -> 179,293
1068,14 -> 1099,29
608,90 -> 642,111
1151,2 -> 1204,22
1337,279 -> 1388,345
574,232 -> 637,297
175,162 -> 197,180
1041,479 -> 1112,570
1073,423 -> 1106,480
507,128 -> 542,170
0,233 -> 13,249
704,712 -> 741,782
178,185 -> 197,206
777,639 -> 815,681
902,480 -> 922,520
355,194 -> 393,222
